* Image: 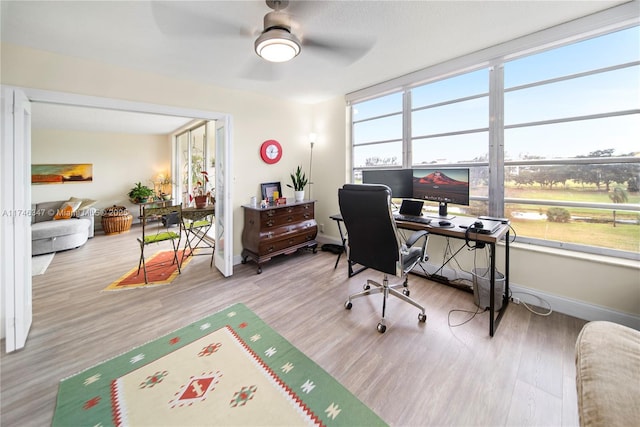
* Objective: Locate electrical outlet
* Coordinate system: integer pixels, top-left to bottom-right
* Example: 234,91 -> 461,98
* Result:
511,296 -> 520,304
319,223 -> 324,233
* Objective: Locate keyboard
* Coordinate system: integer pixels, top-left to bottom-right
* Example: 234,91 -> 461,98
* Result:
393,214 -> 432,225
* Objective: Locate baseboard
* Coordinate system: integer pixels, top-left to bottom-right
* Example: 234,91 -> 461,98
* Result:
416,261 -> 640,330
233,239 -> 640,330
508,284 -> 640,330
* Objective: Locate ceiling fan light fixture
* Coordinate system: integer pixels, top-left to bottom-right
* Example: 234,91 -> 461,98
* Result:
255,28 -> 301,63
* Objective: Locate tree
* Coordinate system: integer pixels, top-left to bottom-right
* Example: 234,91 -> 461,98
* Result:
365,156 -> 398,166
609,186 -> 628,227
573,149 -> 633,191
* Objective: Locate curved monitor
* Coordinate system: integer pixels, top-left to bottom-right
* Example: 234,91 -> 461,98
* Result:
412,168 -> 470,206
362,169 -> 413,198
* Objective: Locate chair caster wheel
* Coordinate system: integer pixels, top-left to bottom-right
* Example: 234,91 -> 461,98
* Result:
377,323 -> 386,333
418,313 -> 427,322
345,301 -> 352,310
403,289 -> 410,296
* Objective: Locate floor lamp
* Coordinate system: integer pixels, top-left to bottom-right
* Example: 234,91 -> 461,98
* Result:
308,132 -> 317,199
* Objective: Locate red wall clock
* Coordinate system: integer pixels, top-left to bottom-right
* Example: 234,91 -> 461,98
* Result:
260,139 -> 282,164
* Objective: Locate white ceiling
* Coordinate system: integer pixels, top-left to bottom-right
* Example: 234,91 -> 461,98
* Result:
2,0 -> 629,134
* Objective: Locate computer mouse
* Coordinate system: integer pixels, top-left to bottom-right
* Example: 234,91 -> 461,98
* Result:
439,220 -> 451,227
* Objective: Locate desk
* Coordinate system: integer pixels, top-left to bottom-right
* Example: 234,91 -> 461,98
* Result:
330,213 -> 510,337
182,206 -> 215,266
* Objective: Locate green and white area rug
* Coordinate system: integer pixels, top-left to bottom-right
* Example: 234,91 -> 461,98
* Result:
53,303 -> 386,426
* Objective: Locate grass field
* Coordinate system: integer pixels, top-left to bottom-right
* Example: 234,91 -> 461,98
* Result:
510,218 -> 639,252
505,186 -> 640,204
467,184 -> 640,252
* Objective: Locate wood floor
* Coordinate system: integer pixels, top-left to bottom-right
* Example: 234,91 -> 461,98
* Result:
1,226 -> 587,426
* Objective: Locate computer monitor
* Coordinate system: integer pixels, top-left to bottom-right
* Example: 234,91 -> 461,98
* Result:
362,169 -> 413,198
412,168 -> 470,217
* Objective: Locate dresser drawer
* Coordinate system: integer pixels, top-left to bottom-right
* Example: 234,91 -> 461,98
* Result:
260,203 -> 315,228
259,219 -> 316,241
258,225 -> 318,255
241,201 -> 317,273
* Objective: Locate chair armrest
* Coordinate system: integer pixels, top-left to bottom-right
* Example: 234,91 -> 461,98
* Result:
405,230 -> 428,248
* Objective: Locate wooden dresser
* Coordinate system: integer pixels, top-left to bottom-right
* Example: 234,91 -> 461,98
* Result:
241,200 -> 318,274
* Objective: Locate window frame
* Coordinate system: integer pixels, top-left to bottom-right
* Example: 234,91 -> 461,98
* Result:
347,4 -> 639,260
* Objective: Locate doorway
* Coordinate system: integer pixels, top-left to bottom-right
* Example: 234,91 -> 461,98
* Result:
2,86 -> 234,351
21,87 -> 233,277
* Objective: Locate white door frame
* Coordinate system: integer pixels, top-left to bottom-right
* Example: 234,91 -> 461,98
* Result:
1,86 -> 235,319
1,87 -> 33,352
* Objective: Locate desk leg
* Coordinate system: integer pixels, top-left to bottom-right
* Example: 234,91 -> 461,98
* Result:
505,230 -> 510,305
489,231 -> 510,337
334,219 -> 346,269
489,242 -> 496,337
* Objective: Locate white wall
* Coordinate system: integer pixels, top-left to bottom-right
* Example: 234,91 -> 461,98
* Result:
32,129 -> 170,226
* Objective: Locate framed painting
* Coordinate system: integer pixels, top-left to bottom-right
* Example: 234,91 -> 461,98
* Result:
32,164 -> 93,185
260,182 -> 282,200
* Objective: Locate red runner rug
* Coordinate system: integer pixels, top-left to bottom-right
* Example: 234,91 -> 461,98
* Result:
104,250 -> 192,291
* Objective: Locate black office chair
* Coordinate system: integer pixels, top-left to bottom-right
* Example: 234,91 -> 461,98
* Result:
339,184 -> 429,333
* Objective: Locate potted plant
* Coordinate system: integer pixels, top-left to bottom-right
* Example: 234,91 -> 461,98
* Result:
192,171 -> 211,208
128,182 -> 155,203
287,166 -> 308,202
157,174 -> 173,200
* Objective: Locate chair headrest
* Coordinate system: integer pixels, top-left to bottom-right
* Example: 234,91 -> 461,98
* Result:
342,183 -> 391,193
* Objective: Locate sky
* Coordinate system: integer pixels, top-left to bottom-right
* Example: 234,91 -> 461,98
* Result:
352,26 -> 639,167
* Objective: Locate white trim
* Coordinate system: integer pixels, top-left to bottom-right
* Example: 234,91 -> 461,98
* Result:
16,87 -> 227,121
422,261 -> 640,330
310,234 -> 640,328
510,283 -> 640,330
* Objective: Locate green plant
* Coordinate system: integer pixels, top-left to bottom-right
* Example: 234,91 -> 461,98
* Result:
128,182 -> 155,202
287,166 -> 308,191
546,207 -> 571,223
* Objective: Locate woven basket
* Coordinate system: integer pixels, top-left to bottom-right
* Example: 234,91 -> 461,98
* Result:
101,205 -> 133,235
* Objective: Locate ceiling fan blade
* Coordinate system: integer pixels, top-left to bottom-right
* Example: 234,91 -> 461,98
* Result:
151,2 -> 251,38
302,35 -> 375,65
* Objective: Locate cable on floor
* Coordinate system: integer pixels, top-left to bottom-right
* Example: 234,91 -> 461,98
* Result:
447,304 -> 487,328
511,291 -> 553,316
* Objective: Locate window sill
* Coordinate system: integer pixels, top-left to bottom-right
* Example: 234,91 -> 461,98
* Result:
507,241 -> 640,270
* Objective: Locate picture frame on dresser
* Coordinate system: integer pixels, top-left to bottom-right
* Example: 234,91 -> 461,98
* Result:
260,182 -> 281,200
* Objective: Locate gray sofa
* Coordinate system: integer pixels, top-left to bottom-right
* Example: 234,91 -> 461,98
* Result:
31,200 -> 96,255
575,321 -> 640,426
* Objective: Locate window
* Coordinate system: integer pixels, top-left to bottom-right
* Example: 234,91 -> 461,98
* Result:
176,122 -> 215,207
503,26 -> 639,256
349,20 -> 639,259
352,92 -> 403,168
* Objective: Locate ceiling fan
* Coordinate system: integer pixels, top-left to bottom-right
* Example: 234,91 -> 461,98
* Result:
254,0 -> 301,62
151,1 -> 374,77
